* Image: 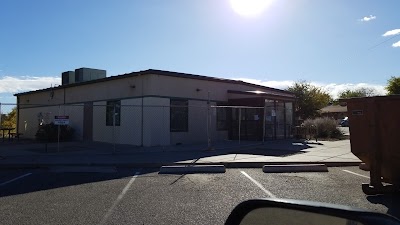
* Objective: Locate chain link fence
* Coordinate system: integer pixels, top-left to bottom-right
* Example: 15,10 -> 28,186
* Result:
0,101 -> 294,150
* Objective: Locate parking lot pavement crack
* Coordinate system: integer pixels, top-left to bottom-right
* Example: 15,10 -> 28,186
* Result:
170,174 -> 186,185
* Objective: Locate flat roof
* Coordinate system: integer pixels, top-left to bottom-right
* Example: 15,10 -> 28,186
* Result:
227,90 -> 295,100
15,69 -> 295,97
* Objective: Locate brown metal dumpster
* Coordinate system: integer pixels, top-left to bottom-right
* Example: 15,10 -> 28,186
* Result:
344,95 -> 400,195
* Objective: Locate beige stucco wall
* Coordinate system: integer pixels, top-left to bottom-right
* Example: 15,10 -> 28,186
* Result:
18,73 -> 293,106
92,99 -> 142,146
146,74 -> 293,102
19,89 -> 65,107
65,75 -> 149,103
89,97 -> 227,146
18,106 -> 58,139
18,75 -> 147,106
61,104 -> 84,140
16,72 -> 293,146
170,100 -> 209,145
18,104 -> 84,140
142,97 -> 170,146
168,100 -> 227,145
210,105 -> 229,142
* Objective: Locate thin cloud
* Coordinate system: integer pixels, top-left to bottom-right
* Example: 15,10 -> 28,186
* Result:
232,78 -> 386,99
0,76 -> 60,94
0,75 -> 388,102
359,15 -> 376,22
318,82 -> 386,99
393,40 -> 400,48
236,78 -> 294,91
382,29 -> 400,37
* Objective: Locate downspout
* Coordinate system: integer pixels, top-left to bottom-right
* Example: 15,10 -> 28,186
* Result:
63,87 -> 66,114
262,99 -> 266,144
141,73 -> 144,147
283,101 -> 287,138
273,100 -> 277,139
16,96 -> 20,135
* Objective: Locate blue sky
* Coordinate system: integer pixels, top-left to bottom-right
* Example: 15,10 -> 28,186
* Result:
0,0 -> 399,103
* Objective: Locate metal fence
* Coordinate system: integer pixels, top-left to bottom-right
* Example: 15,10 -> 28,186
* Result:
0,102 -> 294,150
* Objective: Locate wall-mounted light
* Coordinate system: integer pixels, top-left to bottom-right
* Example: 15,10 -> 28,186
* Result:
196,88 -> 201,92
130,85 -> 136,89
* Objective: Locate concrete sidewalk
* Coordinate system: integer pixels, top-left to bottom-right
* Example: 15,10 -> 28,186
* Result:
0,139 -> 360,168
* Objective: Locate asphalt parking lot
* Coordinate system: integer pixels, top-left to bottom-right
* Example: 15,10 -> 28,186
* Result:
1,166 -> 399,225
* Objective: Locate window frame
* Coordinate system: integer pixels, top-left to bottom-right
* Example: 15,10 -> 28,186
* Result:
170,99 -> 189,132
106,100 -> 121,126
216,107 -> 228,131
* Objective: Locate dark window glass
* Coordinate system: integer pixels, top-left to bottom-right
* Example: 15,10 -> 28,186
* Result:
106,100 -> 121,126
170,99 -> 188,132
217,107 -> 227,130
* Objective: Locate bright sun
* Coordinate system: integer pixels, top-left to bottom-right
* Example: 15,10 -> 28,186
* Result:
230,0 -> 273,17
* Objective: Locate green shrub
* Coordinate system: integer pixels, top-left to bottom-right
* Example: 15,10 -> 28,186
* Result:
303,117 -> 343,139
35,123 -> 75,142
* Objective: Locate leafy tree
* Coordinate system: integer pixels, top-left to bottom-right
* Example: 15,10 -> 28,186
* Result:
286,81 -> 332,120
1,107 -> 17,128
385,76 -> 400,95
338,87 -> 376,99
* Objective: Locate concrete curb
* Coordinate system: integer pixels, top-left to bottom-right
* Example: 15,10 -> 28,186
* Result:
262,164 -> 328,173
0,161 -> 361,170
222,161 -> 361,168
159,165 -> 226,174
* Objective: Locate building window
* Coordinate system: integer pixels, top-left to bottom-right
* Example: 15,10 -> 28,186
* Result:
216,107 -> 228,130
170,99 -> 188,132
106,100 -> 121,126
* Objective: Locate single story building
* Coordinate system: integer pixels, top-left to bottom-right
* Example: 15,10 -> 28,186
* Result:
15,69 -> 296,146
319,104 -> 347,120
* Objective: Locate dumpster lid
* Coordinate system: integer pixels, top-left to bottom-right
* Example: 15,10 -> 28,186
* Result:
339,95 -> 400,106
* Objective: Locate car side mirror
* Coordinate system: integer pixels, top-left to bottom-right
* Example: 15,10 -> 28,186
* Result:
225,198 -> 400,225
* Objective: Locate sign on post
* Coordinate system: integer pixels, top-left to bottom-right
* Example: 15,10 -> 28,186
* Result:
54,116 -> 69,125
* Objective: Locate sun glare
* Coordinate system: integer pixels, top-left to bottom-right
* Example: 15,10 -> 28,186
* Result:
230,0 -> 273,17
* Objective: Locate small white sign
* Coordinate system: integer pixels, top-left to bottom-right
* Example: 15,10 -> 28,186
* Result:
271,110 -> 276,117
54,116 -> 69,125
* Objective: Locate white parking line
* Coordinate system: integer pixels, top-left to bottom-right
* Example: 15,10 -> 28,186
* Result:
342,170 -> 369,179
99,171 -> 141,225
0,173 -> 32,186
240,171 -> 276,198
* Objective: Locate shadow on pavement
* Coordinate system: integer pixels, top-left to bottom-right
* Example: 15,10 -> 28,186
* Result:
0,139 -> 316,198
228,139 -> 315,156
0,167 -> 160,198
227,148 -> 306,157
367,193 -> 400,219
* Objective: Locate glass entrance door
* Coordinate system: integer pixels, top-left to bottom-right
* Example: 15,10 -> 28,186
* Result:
276,101 -> 285,139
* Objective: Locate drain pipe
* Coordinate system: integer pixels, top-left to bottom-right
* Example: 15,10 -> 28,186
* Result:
262,100 -> 266,144
141,73 -> 144,147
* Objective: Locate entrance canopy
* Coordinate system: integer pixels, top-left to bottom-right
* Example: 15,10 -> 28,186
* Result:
227,90 -> 296,104
223,90 -> 296,140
